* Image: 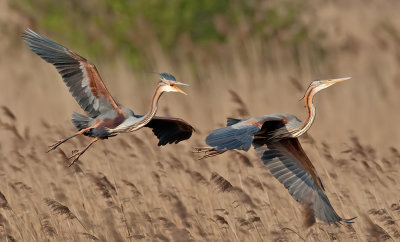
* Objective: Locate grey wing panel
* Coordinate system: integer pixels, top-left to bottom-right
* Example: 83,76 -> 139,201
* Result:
206,124 -> 260,152
253,139 -> 344,224
22,29 -> 115,118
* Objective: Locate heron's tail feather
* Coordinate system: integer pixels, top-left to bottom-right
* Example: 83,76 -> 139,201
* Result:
72,112 -> 92,131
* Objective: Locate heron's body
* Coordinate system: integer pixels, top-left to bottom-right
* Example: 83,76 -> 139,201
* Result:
22,29 -> 194,165
196,77 -> 355,225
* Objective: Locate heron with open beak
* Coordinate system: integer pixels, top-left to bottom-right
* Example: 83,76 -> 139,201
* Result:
22,29 -> 194,166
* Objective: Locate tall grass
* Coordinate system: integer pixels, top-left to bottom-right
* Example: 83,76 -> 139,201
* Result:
1,0 -> 400,241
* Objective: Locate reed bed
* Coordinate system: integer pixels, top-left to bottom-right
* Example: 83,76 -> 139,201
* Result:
1,0 -> 400,241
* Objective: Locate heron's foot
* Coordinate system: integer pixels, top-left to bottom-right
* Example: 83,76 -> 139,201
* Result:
47,140 -> 65,153
67,150 -> 81,167
65,137 -> 99,167
193,147 -> 226,160
47,133 -> 80,153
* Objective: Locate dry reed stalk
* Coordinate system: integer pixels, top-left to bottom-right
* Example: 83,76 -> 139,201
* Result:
186,170 -> 209,186
102,208 -> 125,241
43,198 -> 89,233
128,234 -> 146,240
289,77 -> 304,92
1,106 -> 16,121
231,187 -> 258,209
0,121 -> 23,141
88,173 -> 116,201
211,172 -> 233,192
57,149 -> 83,173
78,232 -> 99,241
39,214 -> 56,237
122,180 -> 142,198
243,176 -> 264,191
43,198 -> 76,220
0,190 -> 11,210
104,153 -> 133,241
369,208 -> 400,239
281,227 -> 306,242
213,214 -> 240,242
213,215 -> 229,226
169,193 -> 191,228
211,172 -> 257,208
231,150 -> 253,167
364,214 -> 394,241
301,202 -> 316,228
166,152 -> 185,170
228,89 -> 249,118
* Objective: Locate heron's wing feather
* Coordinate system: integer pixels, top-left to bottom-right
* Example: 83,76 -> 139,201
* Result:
144,116 -> 195,146
226,118 -> 242,126
253,138 -> 345,224
205,115 -> 287,152
22,29 -> 122,118
206,124 -> 259,151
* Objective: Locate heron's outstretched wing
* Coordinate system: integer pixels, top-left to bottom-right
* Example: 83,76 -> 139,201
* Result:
22,29 -> 122,118
145,116 -> 195,146
205,116 -> 286,152
253,138 -> 353,224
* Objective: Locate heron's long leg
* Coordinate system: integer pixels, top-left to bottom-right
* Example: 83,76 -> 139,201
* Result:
47,121 -> 102,152
47,127 -> 92,152
67,137 -> 99,167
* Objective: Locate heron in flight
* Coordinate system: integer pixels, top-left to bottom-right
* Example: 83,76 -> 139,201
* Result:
195,77 -> 355,225
22,29 -> 194,166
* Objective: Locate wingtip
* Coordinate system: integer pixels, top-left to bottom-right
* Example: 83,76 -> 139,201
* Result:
342,216 -> 357,223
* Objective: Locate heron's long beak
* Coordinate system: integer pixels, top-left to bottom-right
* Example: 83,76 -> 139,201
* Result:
326,77 -> 352,84
173,85 -> 187,95
174,81 -> 189,86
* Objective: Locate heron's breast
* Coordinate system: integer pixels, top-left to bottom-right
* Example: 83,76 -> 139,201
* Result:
99,114 -> 127,129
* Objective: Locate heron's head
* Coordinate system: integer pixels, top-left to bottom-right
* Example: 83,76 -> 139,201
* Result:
157,72 -> 188,95
307,77 -> 351,94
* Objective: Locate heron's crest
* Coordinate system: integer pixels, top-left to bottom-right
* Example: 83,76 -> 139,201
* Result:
159,72 -> 177,81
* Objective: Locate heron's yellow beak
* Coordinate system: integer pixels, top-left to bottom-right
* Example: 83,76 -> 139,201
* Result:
327,77 -> 352,84
173,85 -> 187,95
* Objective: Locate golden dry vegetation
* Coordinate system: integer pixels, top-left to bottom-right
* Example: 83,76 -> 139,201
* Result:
1,0 -> 400,241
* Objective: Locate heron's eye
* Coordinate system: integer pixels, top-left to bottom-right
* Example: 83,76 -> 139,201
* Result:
170,83 -> 175,87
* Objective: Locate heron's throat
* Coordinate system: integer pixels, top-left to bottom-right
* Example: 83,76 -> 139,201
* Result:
292,88 -> 316,137
127,84 -> 163,132
143,84 -> 164,123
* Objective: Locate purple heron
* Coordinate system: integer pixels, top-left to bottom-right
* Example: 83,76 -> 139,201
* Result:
22,29 -> 194,166
195,78 -> 355,225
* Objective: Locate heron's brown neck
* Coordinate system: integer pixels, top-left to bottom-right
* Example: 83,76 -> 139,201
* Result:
128,83 -> 164,131
143,83 -> 164,123
292,87 -> 316,137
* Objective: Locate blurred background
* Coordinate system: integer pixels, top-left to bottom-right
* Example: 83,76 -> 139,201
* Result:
1,0 -> 400,241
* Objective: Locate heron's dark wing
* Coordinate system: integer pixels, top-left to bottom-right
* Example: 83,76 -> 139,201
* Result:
145,116 -> 195,146
253,138 -> 351,224
206,116 -> 285,152
22,29 -> 122,118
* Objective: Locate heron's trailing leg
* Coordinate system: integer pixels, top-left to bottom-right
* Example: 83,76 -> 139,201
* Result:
193,147 -> 227,160
67,137 -> 99,167
47,121 -> 101,152
47,127 -> 92,152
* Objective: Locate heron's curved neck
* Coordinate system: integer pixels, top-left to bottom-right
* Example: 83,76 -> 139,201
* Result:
128,84 -> 163,131
142,83 -> 164,123
292,87 -> 316,137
